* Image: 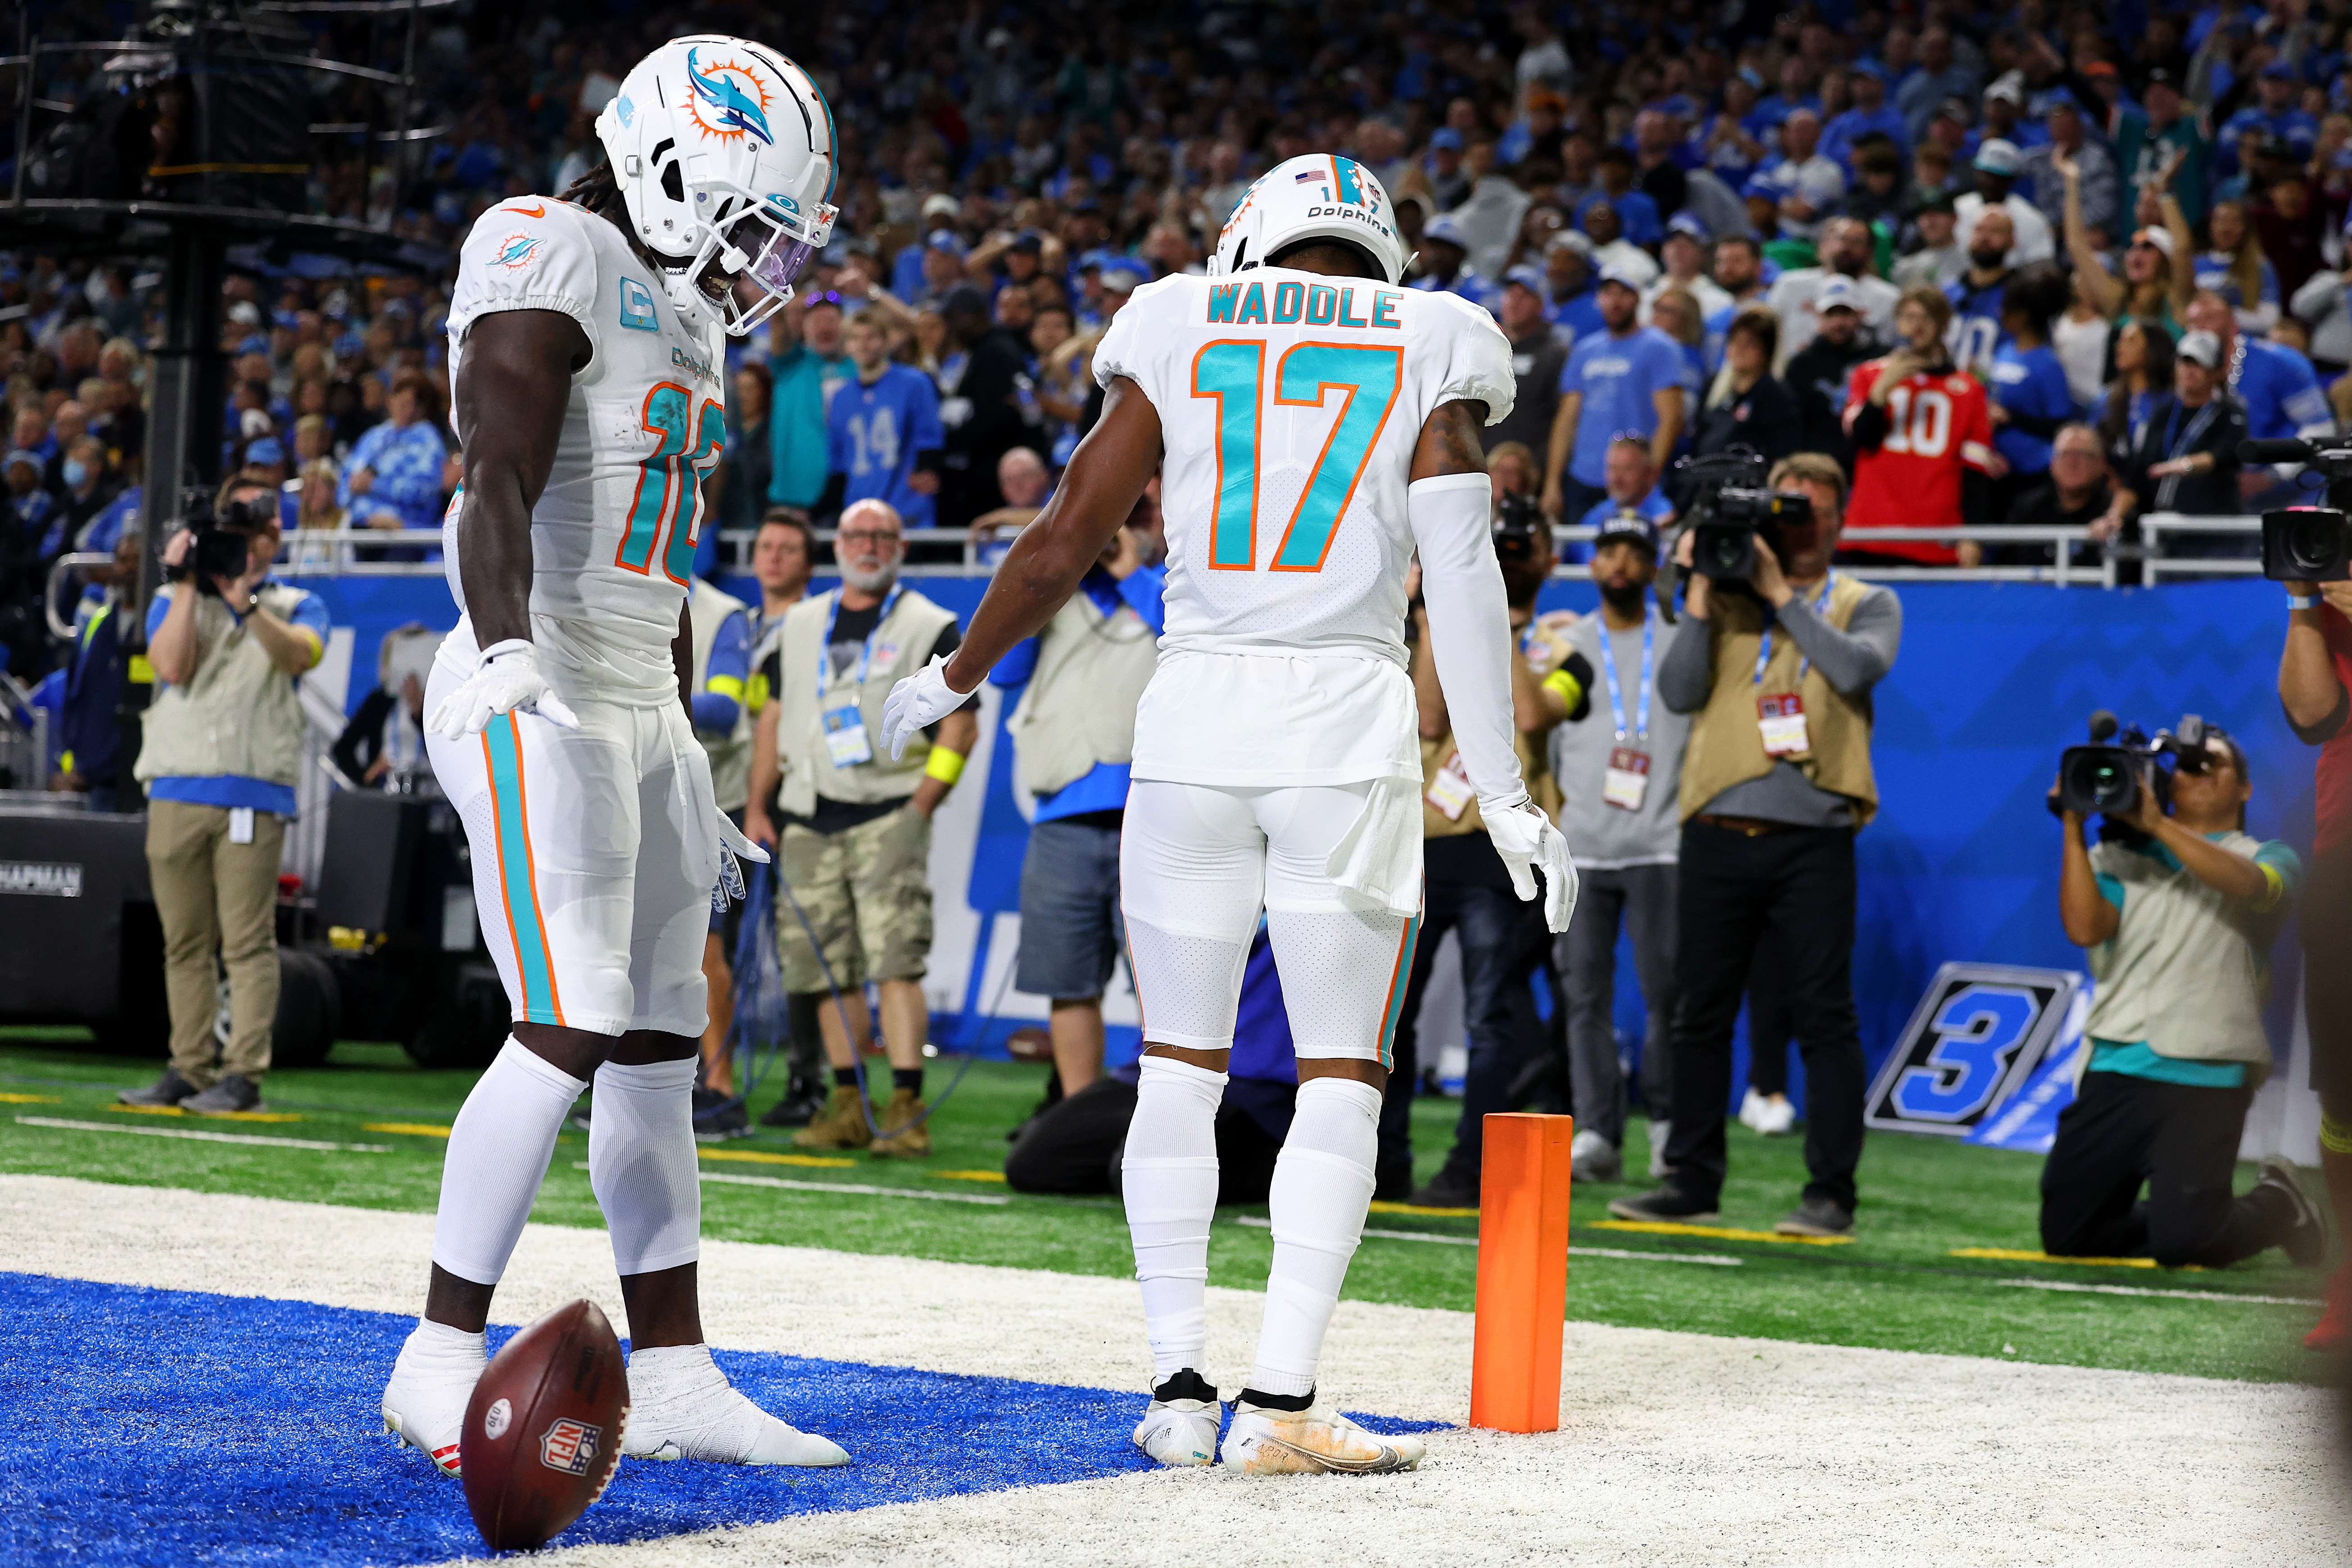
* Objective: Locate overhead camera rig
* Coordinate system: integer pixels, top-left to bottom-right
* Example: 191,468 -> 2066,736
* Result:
0,0 -> 457,623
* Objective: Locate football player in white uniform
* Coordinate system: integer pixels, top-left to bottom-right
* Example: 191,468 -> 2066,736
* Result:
380,36 -> 850,1476
883,155 -> 1576,1474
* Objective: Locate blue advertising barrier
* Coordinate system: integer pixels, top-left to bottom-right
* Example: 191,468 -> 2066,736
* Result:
300,573 -> 2313,1100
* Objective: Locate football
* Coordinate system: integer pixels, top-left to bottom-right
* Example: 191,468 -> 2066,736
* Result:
459,1300 -> 629,1551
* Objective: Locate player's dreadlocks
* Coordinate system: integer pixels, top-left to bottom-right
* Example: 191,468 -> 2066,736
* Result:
559,159 -> 626,223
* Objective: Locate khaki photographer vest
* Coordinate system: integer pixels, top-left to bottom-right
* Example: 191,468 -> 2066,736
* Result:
1005,588 -> 1159,799
133,583 -> 312,791
688,578 -> 754,814
773,583 -> 958,818
2083,830 -> 2283,1079
1676,574 -> 1879,826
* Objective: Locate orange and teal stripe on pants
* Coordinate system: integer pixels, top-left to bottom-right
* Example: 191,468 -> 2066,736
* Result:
1375,906 -> 1422,1071
481,714 -> 565,1026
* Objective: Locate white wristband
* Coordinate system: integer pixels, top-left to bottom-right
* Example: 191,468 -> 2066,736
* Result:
2289,595 -> 2321,611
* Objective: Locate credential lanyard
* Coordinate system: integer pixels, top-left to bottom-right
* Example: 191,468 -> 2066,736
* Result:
1598,611 -> 1653,742
822,581 -> 903,700
1754,575 -> 1836,686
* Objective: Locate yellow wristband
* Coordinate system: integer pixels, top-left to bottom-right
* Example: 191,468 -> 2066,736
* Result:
1543,668 -> 1584,709
923,747 -> 967,786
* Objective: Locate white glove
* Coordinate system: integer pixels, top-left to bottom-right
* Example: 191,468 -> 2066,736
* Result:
429,639 -> 580,739
1484,794 -> 1579,934
677,727 -> 771,912
882,654 -> 968,760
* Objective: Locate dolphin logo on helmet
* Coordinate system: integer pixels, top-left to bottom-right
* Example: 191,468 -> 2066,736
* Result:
686,48 -> 776,146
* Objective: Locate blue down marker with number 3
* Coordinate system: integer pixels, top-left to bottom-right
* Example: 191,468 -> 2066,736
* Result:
1891,984 -> 2040,1122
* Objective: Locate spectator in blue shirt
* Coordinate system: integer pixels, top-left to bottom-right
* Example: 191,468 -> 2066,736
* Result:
1541,232 -> 1606,345
2193,200 -> 2283,335
988,501 -> 1166,1102
1581,147 -> 1663,248
2183,292 -> 2334,505
1572,435 -> 1676,565
1542,265 -> 1689,524
2220,61 -> 2320,177
1409,212 -> 1503,312
891,194 -> 964,298
816,311 -> 946,528
1987,263 -> 2082,514
1822,62 -> 1911,172
340,372 -> 448,533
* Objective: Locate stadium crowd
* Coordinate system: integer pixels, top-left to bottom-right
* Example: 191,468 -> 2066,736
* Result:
1,1 -> 2347,1324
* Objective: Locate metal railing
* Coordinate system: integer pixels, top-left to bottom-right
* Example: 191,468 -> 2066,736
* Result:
2138,515 -> 2264,582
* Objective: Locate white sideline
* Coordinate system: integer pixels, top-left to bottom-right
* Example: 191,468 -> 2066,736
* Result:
0,1174 -> 2338,1567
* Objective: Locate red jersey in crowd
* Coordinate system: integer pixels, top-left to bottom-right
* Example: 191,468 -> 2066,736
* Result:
1840,359 -> 1994,565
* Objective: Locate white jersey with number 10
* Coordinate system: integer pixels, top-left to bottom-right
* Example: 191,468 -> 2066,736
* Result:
1092,269 -> 1513,787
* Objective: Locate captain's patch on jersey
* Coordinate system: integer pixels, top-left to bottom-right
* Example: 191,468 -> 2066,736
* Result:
492,233 -> 544,271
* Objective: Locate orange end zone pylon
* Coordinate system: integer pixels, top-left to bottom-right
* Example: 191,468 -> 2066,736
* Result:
1469,1112 -> 1573,1432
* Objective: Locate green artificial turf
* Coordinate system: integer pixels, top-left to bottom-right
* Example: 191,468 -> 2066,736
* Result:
0,1029 -> 2331,1385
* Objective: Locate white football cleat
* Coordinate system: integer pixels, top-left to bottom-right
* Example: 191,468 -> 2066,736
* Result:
381,1321 -> 487,1478
623,1343 -> 849,1466
1737,1087 -> 1767,1131
1134,1396 -> 1223,1466
1222,1398 -> 1425,1477
1755,1094 -> 1797,1136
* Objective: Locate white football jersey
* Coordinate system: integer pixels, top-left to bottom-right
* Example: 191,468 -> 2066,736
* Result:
444,196 -> 730,703
1093,269 -> 1514,786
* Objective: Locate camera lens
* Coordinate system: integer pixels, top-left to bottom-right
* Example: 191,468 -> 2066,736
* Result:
1703,532 -> 1746,574
2289,513 -> 2341,573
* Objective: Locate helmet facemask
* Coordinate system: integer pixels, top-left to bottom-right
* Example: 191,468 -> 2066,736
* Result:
675,172 -> 837,335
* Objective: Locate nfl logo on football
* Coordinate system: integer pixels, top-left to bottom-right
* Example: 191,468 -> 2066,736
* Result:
539,1418 -> 602,1476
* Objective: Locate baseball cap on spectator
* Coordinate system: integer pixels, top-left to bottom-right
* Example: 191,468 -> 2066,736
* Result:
1740,169 -> 1789,200
1503,263 -> 1546,291
2176,330 -> 2224,369
1594,511 -> 1661,557
1009,231 -> 1043,254
1815,276 -> 1863,313
1421,212 -> 1472,250
1548,229 -> 1595,258
2262,58 -> 2298,81
1429,128 -> 1465,153
1984,77 -> 2025,105
1076,247 -> 1113,272
1850,60 -> 1885,81
1597,261 -> 1645,290
1974,139 -> 2022,176
2042,88 -> 2081,115
2129,223 -> 2175,256
2144,68 -> 2181,94
2252,132 -> 2294,163
941,285 -> 991,317
1665,211 -> 1710,243
227,301 -> 261,327
247,437 -> 286,466
238,333 -> 272,357
2084,61 -> 2119,82
1101,261 -> 1150,294
1916,189 -> 1958,215
2,449 -> 39,478
922,193 -> 960,221
1934,96 -> 1973,126
926,229 -> 967,255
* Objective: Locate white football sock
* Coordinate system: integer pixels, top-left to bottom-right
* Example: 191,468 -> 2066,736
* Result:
430,1039 -> 587,1284
1249,1075 -> 1381,1399
1123,1054 -> 1227,1381
587,1057 -> 702,1277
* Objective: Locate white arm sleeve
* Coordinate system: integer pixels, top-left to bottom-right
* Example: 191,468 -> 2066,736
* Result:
1408,470 -> 1527,809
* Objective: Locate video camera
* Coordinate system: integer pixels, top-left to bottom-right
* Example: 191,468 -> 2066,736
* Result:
1493,489 -> 1547,564
2240,438 -> 2352,581
1675,449 -> 1814,582
2053,709 -> 2225,834
168,493 -> 273,596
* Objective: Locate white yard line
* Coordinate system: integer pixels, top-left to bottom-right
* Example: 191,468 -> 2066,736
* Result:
1997,1276 -> 2325,1307
13,1115 -> 391,1153
0,1175 -> 2337,1568
1238,1213 -> 1743,1265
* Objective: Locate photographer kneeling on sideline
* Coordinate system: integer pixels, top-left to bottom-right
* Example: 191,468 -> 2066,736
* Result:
120,472 -> 328,1114
2044,724 -> 2324,1269
1612,453 -> 1896,1237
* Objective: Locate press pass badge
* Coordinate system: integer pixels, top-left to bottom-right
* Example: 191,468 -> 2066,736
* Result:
228,807 -> 255,845
1603,746 -> 1651,810
823,704 -> 874,767
1425,750 -> 1475,821
1757,693 -> 1810,757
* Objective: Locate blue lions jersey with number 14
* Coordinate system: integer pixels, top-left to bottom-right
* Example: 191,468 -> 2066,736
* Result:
444,195 -> 729,704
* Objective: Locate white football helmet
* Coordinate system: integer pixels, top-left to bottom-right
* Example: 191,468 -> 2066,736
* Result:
594,35 -> 839,335
1208,154 -> 1409,284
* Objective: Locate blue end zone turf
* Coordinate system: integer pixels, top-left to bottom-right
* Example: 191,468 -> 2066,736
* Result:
0,1273 -> 1447,1565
